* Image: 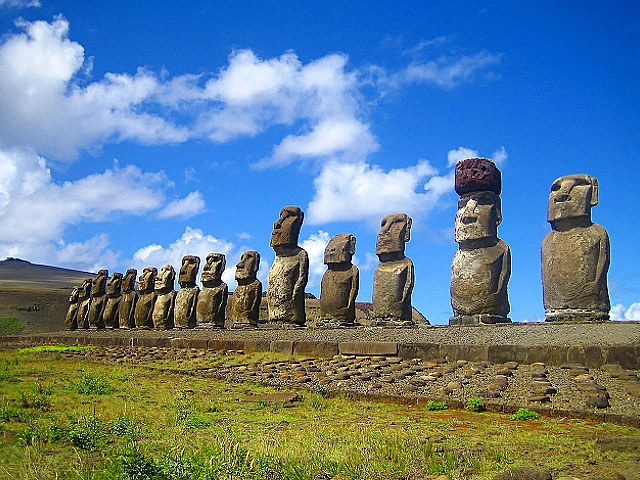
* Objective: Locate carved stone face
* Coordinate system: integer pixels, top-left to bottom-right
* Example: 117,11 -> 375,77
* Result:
80,278 -> 92,299
122,269 -> 137,293
202,253 -> 226,286
155,264 -> 175,292
270,206 -> 303,248
324,234 -> 356,265
139,267 -> 157,294
547,174 -> 597,223
179,255 -> 200,287
454,191 -> 501,243
91,269 -> 108,296
69,286 -> 80,303
106,272 -> 123,296
376,213 -> 411,256
235,251 -> 260,281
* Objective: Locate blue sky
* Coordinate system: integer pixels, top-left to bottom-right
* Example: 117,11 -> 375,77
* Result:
0,0 -> 638,323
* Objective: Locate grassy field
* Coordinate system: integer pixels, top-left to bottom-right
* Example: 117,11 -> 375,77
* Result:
0,347 -> 638,480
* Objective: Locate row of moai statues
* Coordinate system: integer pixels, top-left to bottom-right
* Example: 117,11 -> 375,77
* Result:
65,157 -> 611,329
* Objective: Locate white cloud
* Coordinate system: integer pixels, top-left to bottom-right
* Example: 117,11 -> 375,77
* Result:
300,230 -> 330,289
491,146 -> 508,166
610,303 -> 640,320
447,147 -> 479,167
157,191 -> 205,219
0,0 -> 40,8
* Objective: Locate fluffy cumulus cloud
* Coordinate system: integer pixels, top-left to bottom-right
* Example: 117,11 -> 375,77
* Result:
157,191 -> 205,219
300,230 -> 330,289
610,303 -> 640,320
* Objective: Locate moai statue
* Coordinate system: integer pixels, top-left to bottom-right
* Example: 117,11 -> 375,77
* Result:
174,255 -> 201,328
77,278 -> 93,330
152,264 -> 176,329
196,253 -> 228,328
134,266 -> 157,328
319,234 -> 359,326
102,272 -> 123,329
372,213 -> 415,325
450,158 -> 511,325
119,269 -> 138,329
88,269 -> 108,329
65,285 -> 80,330
542,174 -> 610,322
267,206 -> 309,326
231,251 -> 262,327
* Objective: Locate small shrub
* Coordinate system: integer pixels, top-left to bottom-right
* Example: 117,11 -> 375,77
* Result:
510,408 -> 539,421
466,396 -> 486,412
178,413 -> 211,430
425,401 -> 448,411
73,372 -> 115,395
19,390 -> 52,411
117,444 -> 161,480
0,315 -> 23,335
110,415 -> 145,438
0,405 -> 30,423
66,416 -> 105,450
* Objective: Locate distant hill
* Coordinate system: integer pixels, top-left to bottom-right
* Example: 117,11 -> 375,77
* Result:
0,258 -> 95,290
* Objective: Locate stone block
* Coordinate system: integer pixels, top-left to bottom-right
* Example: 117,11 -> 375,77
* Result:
270,340 -> 294,355
242,340 -> 271,353
487,345 -> 526,364
526,345 -> 570,366
170,338 -> 191,349
208,339 -> 245,351
293,341 -> 338,358
339,341 -> 398,356
440,344 -> 489,363
132,337 -> 170,347
567,345 -> 586,365
583,345 -> 606,368
606,345 -> 638,369
398,343 -> 440,361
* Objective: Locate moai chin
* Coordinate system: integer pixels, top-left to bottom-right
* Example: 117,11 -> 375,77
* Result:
88,269 -> 108,329
319,234 -> 359,326
102,272 -> 123,329
231,251 -> 262,327
134,266 -> 156,328
267,206 -> 309,326
450,158 -> 511,325
77,278 -> 92,330
152,264 -> 176,329
372,213 -> 415,325
541,174 -> 610,322
65,285 -> 81,330
119,268 -> 138,329
196,253 -> 228,328
174,255 -> 201,328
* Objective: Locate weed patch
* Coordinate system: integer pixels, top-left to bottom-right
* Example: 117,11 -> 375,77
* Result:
73,371 -> 115,395
511,408 -> 540,421
0,315 -> 23,335
425,400 -> 448,411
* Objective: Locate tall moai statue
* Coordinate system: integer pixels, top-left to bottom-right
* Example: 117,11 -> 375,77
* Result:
320,234 -> 359,326
88,269 -> 108,329
103,272 -> 123,329
267,206 -> 309,326
77,277 -> 92,330
450,158 -> 511,325
175,255 -> 200,328
119,268 -> 138,329
542,174 -> 610,322
134,266 -> 157,328
196,253 -> 228,328
65,285 -> 81,330
152,264 -> 176,329
231,251 -> 262,327
372,213 -> 415,325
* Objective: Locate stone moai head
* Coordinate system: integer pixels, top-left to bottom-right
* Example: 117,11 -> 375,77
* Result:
80,278 -> 92,299
69,285 -> 80,303
202,253 -> 226,287
179,255 -> 201,288
122,268 -> 137,293
270,205 -> 304,249
106,272 -> 123,296
91,269 -> 108,296
235,251 -> 260,282
547,174 -> 598,225
324,233 -> 356,266
155,264 -> 175,293
139,266 -> 157,294
376,213 -> 412,259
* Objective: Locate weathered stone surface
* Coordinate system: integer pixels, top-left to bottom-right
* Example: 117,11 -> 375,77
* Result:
320,234 -> 359,325
267,206 -> 308,325
231,251 -> 261,326
339,341 -> 398,356
88,269 -> 108,329
103,272 -> 122,329
270,340 -> 294,355
450,160 -> 511,326
542,174 -> 610,322
152,264 -> 176,329
175,255 -> 200,329
77,277 -> 92,329
119,269 -> 137,329
196,253 -> 228,328
372,213 -> 415,324
606,346 -> 638,369
293,341 -> 339,358
65,285 -> 80,330
134,266 -> 156,328
492,467 -> 552,480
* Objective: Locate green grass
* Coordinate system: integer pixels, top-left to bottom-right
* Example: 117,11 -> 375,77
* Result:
17,344 -> 96,354
510,408 -> 540,421
425,400 -> 448,411
0,347 -> 637,479
0,315 -> 23,335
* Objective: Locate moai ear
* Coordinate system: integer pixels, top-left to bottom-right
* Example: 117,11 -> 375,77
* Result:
590,176 -> 599,207
404,217 -> 412,242
349,235 -> 356,255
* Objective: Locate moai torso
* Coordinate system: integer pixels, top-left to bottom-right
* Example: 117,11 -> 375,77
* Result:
77,278 -> 92,330
88,269 -> 108,329
175,255 -> 200,328
65,286 -> 80,330
134,267 -> 156,328
320,234 -> 359,325
196,253 -> 228,328
231,251 -> 262,326
152,264 -> 175,329
103,272 -> 123,329
119,269 -> 137,329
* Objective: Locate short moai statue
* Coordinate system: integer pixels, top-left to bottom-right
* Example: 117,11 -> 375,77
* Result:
372,213 -> 415,325
152,264 -> 176,329
542,174 -> 610,322
134,266 -> 157,328
450,158 -> 511,325
65,285 -> 81,330
174,255 -> 200,328
88,269 -> 108,329
77,278 -> 93,330
119,269 -> 138,329
103,272 -> 123,329
231,251 -> 262,327
319,234 -> 359,326
267,206 -> 309,326
196,253 -> 228,328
